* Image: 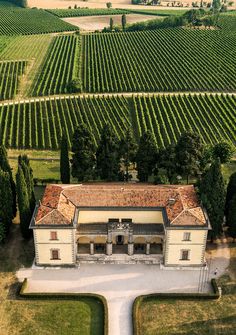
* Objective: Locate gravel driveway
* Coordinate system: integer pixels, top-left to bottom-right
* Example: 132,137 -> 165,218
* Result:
17,244 -> 230,335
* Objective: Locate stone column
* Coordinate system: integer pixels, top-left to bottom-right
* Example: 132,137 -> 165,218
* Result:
106,241 -> 112,256
146,243 -> 150,255
128,242 -> 134,256
90,241 -> 94,255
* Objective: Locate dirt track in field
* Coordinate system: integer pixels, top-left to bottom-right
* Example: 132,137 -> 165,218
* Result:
63,14 -> 160,31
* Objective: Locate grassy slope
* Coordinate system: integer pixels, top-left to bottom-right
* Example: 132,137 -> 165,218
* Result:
136,246 -> 236,335
0,225 -> 104,335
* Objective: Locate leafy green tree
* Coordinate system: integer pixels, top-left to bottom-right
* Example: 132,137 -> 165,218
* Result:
16,165 -> 31,239
212,141 -> 234,164
119,128 -> 137,182
71,124 -> 96,181
225,172 -> 236,218
0,145 -> 16,217
212,0 -> 221,11
158,144 -> 177,183
18,155 -> 36,214
121,14 -> 127,31
136,131 -> 157,182
60,133 -> 70,184
0,169 -> 13,242
227,194 -> 236,237
96,124 -> 120,181
110,17 -> 114,31
175,131 -> 204,184
106,2 -> 112,8
199,158 -> 225,239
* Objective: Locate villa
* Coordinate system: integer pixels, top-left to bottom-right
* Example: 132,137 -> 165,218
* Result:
30,184 -> 210,267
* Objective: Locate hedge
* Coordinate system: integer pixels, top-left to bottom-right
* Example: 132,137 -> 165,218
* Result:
132,278 -> 220,335
19,278 -> 108,335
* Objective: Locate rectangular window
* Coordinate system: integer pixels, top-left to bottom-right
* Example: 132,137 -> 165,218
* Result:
183,232 -> 191,241
51,249 -> 60,260
50,231 -> 58,240
108,218 -> 119,223
180,250 -> 190,261
121,218 -> 132,223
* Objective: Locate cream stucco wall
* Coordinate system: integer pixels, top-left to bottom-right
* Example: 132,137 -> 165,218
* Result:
164,229 -> 207,266
78,210 -> 163,224
34,229 -> 75,265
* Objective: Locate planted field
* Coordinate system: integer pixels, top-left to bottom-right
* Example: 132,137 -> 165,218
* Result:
0,1 -> 17,7
82,20 -> 236,93
0,93 -> 235,150
0,95 -> 130,149
133,94 -> 236,148
0,60 -> 27,100
0,8 -> 78,35
47,8 -> 129,17
31,35 -> 80,96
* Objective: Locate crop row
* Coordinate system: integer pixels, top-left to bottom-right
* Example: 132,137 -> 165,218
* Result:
0,94 -> 235,150
0,60 -> 27,100
0,8 -> 78,35
133,94 -> 236,148
47,8 -> 129,18
31,35 -> 80,96
0,95 -> 130,149
82,19 -> 236,93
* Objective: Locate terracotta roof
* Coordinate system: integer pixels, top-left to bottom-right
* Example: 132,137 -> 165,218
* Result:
34,184 -> 206,226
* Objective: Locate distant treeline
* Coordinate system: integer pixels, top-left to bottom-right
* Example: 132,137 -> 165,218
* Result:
1,0 -> 28,8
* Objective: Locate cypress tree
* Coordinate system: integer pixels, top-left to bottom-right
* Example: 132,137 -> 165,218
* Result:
122,14 -> 127,31
0,145 -> 16,217
0,169 -> 13,242
16,165 -> 31,239
136,131 -> 157,182
60,133 -> 70,184
18,155 -> 36,214
225,172 -> 236,218
175,131 -> 204,184
119,127 -> 137,182
71,123 -> 96,181
199,158 -> 225,239
96,124 -> 120,181
227,194 -> 236,238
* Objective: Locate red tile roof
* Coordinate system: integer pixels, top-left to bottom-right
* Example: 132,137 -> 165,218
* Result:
34,184 -> 206,226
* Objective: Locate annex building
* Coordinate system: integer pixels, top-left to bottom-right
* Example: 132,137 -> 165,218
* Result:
30,184 -> 210,267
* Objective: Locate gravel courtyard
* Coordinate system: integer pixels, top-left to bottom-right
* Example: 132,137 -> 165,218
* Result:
17,244 -> 230,335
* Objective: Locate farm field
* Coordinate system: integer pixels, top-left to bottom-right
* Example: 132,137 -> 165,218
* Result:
0,94 -> 235,150
64,14 -> 160,31
0,7 -> 78,35
82,17 -> 236,92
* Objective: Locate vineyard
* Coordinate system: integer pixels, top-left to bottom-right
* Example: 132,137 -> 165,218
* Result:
0,8 -> 78,35
82,21 -> 236,93
47,8 -> 129,18
0,93 -> 235,150
31,35 -> 80,96
132,94 -> 236,148
0,95 -> 130,149
0,60 -> 27,100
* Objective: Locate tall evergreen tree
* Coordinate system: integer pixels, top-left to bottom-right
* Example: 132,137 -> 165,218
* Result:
122,14 -> 127,31
136,131 -> 157,182
227,194 -> 236,238
0,169 -> 13,242
71,124 -> 96,181
60,133 -> 70,184
0,145 -> 16,217
110,17 -> 114,30
158,144 -> 177,183
199,158 -> 225,239
225,172 -> 236,218
18,155 -> 36,214
119,128 -> 137,182
16,165 -> 31,238
175,131 -> 204,184
96,124 -> 120,181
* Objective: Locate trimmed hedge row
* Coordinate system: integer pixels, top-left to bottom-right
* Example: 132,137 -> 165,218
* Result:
132,278 -> 220,335
19,278 -> 108,335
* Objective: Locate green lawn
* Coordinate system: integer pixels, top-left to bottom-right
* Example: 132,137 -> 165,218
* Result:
135,245 -> 236,335
0,225 -> 104,335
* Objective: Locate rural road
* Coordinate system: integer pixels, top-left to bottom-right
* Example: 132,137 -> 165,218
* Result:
17,244 -> 230,335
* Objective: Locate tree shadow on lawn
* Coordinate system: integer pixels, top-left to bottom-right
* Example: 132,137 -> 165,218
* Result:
168,315 -> 236,335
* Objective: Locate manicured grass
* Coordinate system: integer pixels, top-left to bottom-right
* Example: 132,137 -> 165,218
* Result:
222,160 -> 236,182
0,225 -> 104,335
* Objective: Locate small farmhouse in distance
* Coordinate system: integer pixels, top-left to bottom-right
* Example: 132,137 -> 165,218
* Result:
30,184 -> 210,267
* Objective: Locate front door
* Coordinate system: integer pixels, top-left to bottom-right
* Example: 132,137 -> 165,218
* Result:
116,235 -> 124,245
